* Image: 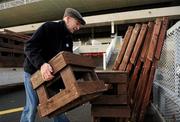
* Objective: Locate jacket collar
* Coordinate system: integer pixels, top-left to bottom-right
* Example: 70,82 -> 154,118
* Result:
60,20 -> 72,36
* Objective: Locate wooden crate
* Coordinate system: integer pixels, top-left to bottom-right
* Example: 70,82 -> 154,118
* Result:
31,51 -> 107,117
92,71 -> 129,105
91,71 -> 130,122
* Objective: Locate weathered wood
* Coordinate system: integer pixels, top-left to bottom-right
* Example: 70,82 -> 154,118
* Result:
48,93 -> 101,117
96,70 -> 129,84
125,62 -> 133,73
138,60 -> 157,122
117,83 -> 127,95
147,18 -> 162,61
31,51 -> 96,89
91,95 -> 127,105
113,26 -> 133,70
131,62 -> 151,121
155,17 -> 169,60
93,71 -> 128,104
131,19 -> 162,121
133,59 -> 151,107
133,18 -> 162,108
92,105 -> 130,118
140,22 -> 154,62
138,18 -> 169,122
130,24 -> 147,64
36,86 -> 48,104
60,66 -> 77,88
128,22 -> 154,104
128,58 -> 142,104
119,24 -> 141,71
31,51 -> 106,117
78,81 -> 107,95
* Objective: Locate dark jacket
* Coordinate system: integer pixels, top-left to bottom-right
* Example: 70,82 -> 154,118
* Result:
24,20 -> 73,74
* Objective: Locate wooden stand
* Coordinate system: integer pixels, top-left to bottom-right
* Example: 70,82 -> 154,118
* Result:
91,71 -> 130,122
31,51 -> 107,117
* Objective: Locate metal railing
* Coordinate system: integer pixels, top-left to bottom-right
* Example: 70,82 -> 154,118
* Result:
103,34 -> 118,70
0,0 -> 41,10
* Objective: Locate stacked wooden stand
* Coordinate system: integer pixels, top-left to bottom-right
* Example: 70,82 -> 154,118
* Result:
0,29 -> 30,67
91,71 -> 130,122
112,17 -> 169,122
31,51 -> 107,117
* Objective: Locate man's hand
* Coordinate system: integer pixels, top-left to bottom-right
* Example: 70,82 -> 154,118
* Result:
40,63 -> 54,81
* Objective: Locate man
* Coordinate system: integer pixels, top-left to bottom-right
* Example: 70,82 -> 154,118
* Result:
20,8 -> 86,122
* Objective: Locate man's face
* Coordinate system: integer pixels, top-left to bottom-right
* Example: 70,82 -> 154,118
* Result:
66,16 -> 81,33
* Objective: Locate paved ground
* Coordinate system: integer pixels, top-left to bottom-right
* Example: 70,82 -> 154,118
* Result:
0,87 -> 91,122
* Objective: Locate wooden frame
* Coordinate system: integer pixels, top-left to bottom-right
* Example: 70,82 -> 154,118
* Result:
31,51 -> 107,117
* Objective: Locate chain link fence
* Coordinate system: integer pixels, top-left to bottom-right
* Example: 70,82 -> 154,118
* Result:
153,20 -> 180,121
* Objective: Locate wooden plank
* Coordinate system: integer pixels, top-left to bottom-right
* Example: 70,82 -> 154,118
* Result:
125,62 -> 133,73
131,62 -> 151,121
128,22 -> 154,103
147,18 -> 162,61
60,66 -> 77,89
131,17 -> 163,119
91,95 -> 127,105
132,19 -> 162,115
130,24 -> 147,64
155,17 -> 169,60
77,81 -> 107,95
138,60 -> 157,122
119,24 -> 141,71
92,105 -> 130,118
38,88 -> 79,117
137,18 -> 168,121
140,22 -> 154,62
36,86 -> 48,104
112,26 -> 133,70
133,18 -> 162,105
128,58 -> 142,103
117,83 -> 127,95
47,93 -> 101,117
133,59 -> 151,106
96,70 -> 129,84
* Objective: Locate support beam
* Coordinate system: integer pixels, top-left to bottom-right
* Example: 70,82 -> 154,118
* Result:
0,6 -> 180,33
111,21 -> 115,35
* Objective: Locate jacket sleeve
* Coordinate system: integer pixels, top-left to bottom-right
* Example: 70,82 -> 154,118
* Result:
24,23 -> 48,69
